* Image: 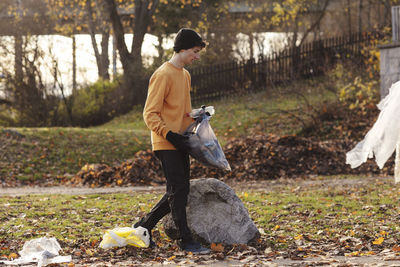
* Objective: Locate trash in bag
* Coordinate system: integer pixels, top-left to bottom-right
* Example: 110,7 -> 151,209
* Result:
189,105 -> 215,118
184,106 -> 231,171
99,226 -> 150,249
346,80 -> 400,183
0,237 -> 72,267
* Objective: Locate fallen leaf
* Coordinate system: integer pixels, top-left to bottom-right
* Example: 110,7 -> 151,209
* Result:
8,253 -> 18,259
211,243 -> 224,252
372,237 -> 384,245
294,234 -> 303,240
90,239 -> 98,247
85,249 -> 94,256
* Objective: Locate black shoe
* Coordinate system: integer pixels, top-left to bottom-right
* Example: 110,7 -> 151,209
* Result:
133,223 -> 156,248
181,240 -> 210,254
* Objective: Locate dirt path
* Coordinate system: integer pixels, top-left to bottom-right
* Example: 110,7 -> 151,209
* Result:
0,175 -> 393,196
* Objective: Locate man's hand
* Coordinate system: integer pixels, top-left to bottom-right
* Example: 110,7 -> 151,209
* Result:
166,131 -> 189,152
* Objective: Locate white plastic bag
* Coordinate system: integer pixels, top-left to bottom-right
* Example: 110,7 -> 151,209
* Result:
185,106 -> 231,171
189,106 -> 215,118
346,81 -> 400,181
99,226 -> 150,249
0,237 -> 72,267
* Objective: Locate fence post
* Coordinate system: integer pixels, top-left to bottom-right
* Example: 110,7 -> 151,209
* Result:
392,6 -> 400,42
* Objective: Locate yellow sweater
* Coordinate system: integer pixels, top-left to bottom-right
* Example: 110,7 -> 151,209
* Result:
143,62 -> 193,151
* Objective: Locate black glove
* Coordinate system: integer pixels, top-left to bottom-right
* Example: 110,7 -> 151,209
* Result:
166,131 -> 189,152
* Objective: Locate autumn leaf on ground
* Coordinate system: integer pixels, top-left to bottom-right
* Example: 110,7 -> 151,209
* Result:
294,234 -> 303,240
8,253 -> 18,260
167,255 -> 176,261
211,243 -> 224,252
372,237 -> 384,245
392,245 -> 400,252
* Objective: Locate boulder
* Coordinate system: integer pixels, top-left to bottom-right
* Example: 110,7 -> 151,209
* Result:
163,178 -> 260,245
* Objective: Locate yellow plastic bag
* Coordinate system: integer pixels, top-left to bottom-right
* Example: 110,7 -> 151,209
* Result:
99,226 -> 150,249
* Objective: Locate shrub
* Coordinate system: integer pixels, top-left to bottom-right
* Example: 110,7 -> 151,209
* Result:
338,76 -> 379,113
69,79 -> 121,127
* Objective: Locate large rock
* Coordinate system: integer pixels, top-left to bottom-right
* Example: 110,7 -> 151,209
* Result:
163,178 -> 260,245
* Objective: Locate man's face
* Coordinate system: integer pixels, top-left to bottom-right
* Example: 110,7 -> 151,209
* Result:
181,46 -> 202,66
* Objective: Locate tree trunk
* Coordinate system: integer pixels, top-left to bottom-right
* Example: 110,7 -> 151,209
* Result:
367,0 -> 371,30
383,0 -> 391,27
87,0 -> 110,80
155,34 -> 164,67
346,0 -> 352,35
72,35 -> 77,94
103,0 -> 159,107
249,32 -> 254,59
14,34 -> 23,85
358,0 -> 363,33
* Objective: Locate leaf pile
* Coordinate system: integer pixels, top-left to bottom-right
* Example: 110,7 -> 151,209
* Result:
70,150 -> 165,187
199,134 -> 393,181
73,133 -> 393,187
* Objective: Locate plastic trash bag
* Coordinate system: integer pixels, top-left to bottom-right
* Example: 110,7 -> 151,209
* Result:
0,237 -> 72,267
184,106 -> 231,171
189,105 -> 215,118
346,80 -> 400,182
99,226 -> 150,249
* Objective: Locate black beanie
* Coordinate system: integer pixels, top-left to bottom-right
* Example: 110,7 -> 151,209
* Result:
173,28 -> 206,53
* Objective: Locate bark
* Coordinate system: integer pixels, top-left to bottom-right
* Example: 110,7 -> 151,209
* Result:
155,34 -> 164,66
103,0 -> 130,71
367,0 -> 371,30
72,35 -> 77,94
102,0 -> 159,106
383,0 -> 391,27
346,0 -> 352,35
14,35 -> 23,85
358,0 -> 363,33
87,0 -> 110,80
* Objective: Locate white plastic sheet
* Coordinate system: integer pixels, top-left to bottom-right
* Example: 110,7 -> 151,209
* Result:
346,81 -> 400,182
0,237 -> 71,267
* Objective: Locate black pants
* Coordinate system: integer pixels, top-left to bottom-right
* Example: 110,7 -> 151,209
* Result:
136,150 -> 192,242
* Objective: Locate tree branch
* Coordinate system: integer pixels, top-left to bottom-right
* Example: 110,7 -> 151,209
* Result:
0,98 -> 12,105
298,0 -> 331,47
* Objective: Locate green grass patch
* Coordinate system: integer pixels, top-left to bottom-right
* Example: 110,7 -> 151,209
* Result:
1,127 -> 149,182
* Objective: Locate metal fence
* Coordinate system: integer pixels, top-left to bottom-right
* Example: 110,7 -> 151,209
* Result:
187,32 -> 381,104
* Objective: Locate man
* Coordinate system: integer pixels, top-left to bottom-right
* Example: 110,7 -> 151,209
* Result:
134,28 -> 210,254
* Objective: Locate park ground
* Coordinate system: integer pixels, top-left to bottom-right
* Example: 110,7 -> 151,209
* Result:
2,175 -> 400,266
